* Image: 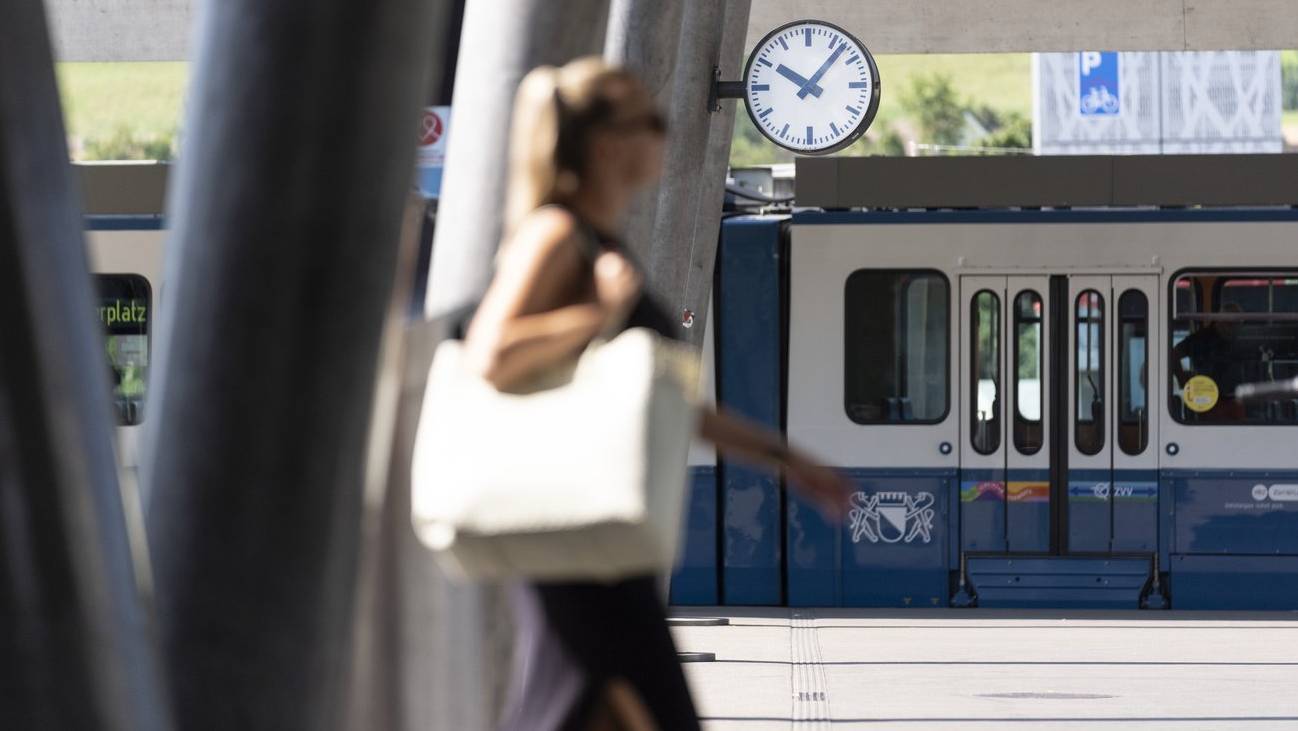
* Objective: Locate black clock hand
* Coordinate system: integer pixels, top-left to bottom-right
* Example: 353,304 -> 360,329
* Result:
775,63 -> 823,98
797,43 -> 848,99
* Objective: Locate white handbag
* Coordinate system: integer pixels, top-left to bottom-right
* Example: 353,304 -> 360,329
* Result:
411,327 -> 699,582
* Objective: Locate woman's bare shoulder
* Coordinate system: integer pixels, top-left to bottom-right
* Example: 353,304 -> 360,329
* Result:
504,206 -> 584,269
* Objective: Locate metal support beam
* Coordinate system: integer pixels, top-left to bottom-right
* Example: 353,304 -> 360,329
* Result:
427,0 -> 610,317
0,1 -> 169,729
139,0 -> 444,728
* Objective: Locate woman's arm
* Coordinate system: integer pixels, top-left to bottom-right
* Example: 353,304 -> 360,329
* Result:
698,407 -> 853,517
465,208 -> 638,390
474,303 -> 609,389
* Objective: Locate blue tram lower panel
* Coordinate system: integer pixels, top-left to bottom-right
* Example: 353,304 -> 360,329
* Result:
1067,469 -> 1112,553
789,468 -> 952,608
1111,471 -> 1158,552
669,467 -> 718,605
1006,469 -> 1051,553
717,216 -> 785,605
1166,470 -> 1298,609
959,468 -> 1006,553
1170,556 -> 1298,610
787,492 -> 839,606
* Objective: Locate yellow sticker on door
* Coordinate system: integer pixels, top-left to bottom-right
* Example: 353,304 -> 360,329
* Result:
1183,375 -> 1220,413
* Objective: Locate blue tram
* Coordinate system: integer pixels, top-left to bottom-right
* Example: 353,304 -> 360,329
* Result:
671,208 -> 1298,611
82,169 -> 1298,612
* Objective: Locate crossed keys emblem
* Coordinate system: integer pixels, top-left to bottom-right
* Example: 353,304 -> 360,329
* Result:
848,491 -> 936,545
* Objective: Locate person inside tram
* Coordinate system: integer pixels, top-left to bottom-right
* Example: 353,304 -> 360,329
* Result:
1172,301 -> 1245,419
462,58 -> 854,731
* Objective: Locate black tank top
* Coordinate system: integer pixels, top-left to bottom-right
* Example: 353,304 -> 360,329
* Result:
446,206 -> 683,343
569,212 -> 682,343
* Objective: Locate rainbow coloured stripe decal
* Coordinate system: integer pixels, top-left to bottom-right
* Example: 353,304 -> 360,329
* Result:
1008,482 -> 1050,503
960,481 -> 1005,502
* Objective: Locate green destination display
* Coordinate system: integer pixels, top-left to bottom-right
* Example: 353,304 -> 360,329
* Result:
96,274 -> 150,425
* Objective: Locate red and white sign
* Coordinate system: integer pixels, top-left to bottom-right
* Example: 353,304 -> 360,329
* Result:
416,106 -> 450,166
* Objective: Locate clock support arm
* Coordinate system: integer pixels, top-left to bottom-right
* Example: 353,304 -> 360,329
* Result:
709,68 -> 745,112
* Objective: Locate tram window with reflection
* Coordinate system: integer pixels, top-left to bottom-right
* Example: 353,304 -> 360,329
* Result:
1118,290 -> 1149,454
1170,271 -> 1298,425
971,290 -> 1001,454
1014,291 -> 1044,455
96,274 -> 151,426
1075,290 -> 1105,454
844,270 -> 949,424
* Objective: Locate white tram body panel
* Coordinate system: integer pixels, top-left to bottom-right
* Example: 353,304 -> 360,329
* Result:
788,219 -> 1298,471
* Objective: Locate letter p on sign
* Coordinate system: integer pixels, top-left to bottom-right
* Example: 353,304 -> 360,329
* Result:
1081,52 -> 1104,76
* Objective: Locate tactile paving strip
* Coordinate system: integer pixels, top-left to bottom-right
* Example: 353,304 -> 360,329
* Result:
790,611 -> 831,729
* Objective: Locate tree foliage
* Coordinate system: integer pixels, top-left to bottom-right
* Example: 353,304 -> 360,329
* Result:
901,73 -> 965,146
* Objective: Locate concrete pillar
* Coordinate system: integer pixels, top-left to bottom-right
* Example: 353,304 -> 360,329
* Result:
603,0 -> 685,264
679,0 -> 752,348
427,0 -> 610,317
139,0 -> 445,728
642,0 -> 753,349
0,1 -> 169,729
420,1 -> 610,728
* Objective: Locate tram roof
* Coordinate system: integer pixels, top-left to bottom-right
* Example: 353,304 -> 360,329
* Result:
796,154 -> 1298,211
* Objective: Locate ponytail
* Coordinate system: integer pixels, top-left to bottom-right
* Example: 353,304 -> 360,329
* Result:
503,57 -> 637,236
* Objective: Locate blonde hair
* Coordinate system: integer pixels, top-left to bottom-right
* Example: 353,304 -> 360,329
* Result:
504,57 -> 644,232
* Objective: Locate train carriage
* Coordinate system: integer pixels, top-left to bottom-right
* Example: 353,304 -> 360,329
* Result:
672,207 -> 1298,610
80,165 -> 1298,611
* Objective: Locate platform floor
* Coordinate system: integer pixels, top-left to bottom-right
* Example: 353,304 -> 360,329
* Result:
669,607 -> 1298,730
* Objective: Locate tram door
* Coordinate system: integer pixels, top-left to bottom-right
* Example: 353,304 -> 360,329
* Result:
960,274 -> 1159,555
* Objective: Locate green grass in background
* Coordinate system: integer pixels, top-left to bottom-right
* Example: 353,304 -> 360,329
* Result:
57,62 -> 188,159
874,53 -> 1033,118
54,52 -> 1298,163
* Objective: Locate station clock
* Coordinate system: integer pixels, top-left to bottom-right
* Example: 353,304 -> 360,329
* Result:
739,20 -> 881,155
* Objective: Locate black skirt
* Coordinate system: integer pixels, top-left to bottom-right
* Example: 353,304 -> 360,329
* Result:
499,576 -> 700,730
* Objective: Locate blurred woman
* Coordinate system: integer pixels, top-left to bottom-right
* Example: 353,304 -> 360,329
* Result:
465,57 -> 852,731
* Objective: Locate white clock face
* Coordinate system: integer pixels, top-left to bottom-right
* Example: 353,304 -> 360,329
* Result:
743,21 -> 880,155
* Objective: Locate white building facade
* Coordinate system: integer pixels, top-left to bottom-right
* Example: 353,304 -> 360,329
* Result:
1034,51 -> 1283,155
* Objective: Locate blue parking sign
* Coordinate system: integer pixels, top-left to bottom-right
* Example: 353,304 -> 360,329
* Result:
1078,51 -> 1120,116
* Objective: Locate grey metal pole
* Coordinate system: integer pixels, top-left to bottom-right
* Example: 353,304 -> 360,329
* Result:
140,0 -> 445,728
427,0 -> 610,317
641,0 -> 752,349
604,0 -> 686,264
419,2 -> 609,727
0,1 -> 170,729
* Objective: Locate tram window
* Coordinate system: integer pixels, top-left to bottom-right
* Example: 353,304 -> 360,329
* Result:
1013,291 -> 1043,455
1170,271 -> 1298,425
96,274 -> 151,426
971,290 -> 1001,454
1075,290 -> 1105,455
1118,290 -> 1148,455
844,270 -> 949,424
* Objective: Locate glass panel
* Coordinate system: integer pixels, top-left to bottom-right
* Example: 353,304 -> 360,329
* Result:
96,274 -> 151,425
844,270 -> 949,424
1118,290 -> 1149,455
1013,291 -> 1044,455
1075,290 -> 1105,455
1170,272 -> 1298,425
971,290 -> 1001,455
